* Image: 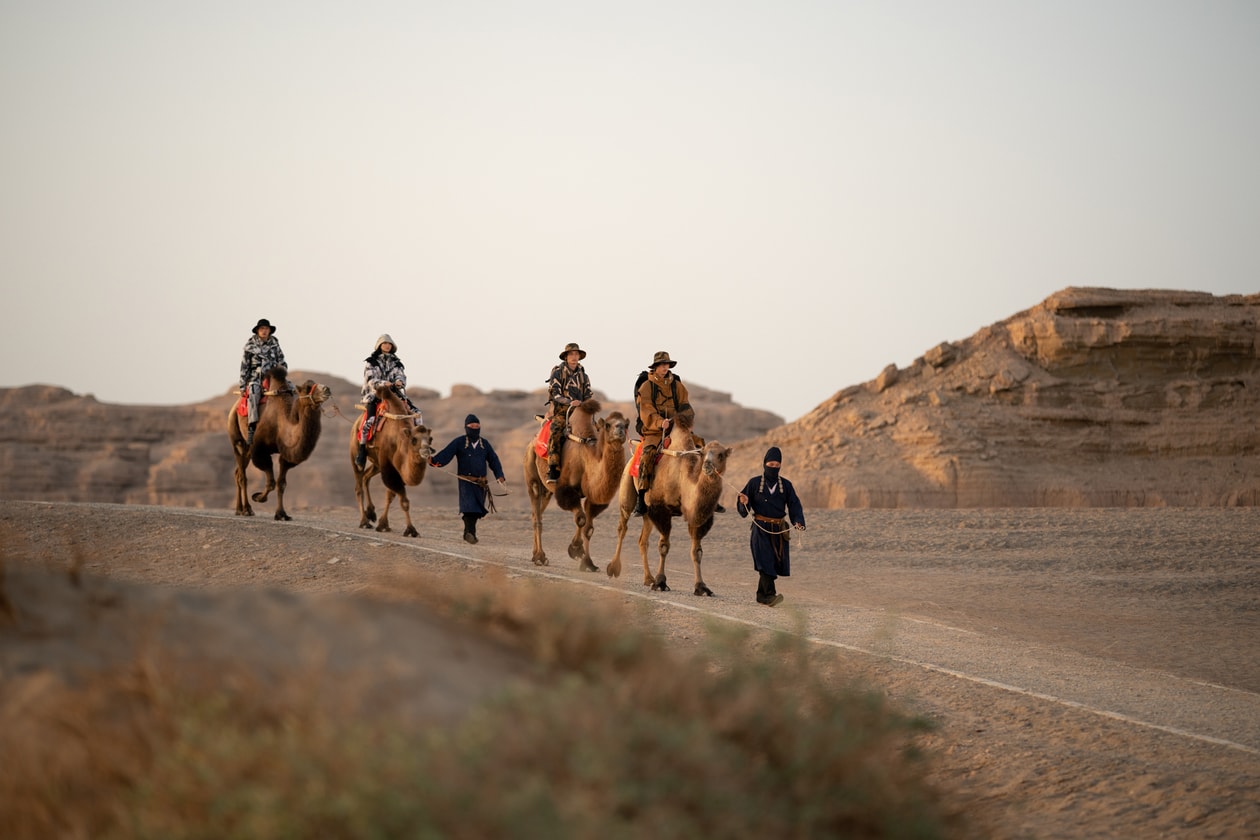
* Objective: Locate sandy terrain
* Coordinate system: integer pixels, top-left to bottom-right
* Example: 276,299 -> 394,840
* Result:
2,499 -> 1258,838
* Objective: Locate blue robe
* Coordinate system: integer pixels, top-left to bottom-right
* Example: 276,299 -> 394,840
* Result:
430,435 -> 505,515
736,475 -> 805,578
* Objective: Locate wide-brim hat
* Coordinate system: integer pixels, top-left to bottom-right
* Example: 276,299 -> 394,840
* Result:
650,350 -> 677,368
559,342 -> 587,360
253,318 -> 276,335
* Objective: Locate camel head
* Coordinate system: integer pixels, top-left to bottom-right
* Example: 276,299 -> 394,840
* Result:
701,441 -> 729,479
301,381 -> 332,405
599,411 -> 629,444
408,424 -> 435,463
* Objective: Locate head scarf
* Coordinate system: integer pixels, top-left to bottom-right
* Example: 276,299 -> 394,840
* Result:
763,446 -> 782,485
464,413 -> 481,442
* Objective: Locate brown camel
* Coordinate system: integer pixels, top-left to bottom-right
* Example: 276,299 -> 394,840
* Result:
607,417 -> 729,595
350,386 -> 433,538
228,367 -> 332,520
523,399 -> 629,571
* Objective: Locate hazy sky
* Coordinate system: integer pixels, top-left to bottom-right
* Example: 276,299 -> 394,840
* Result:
2,1 -> 1256,421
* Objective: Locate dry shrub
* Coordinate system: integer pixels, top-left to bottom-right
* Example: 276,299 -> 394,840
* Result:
0,563 -> 970,839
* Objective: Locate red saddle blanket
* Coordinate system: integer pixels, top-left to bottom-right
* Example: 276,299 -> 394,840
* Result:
361,402 -> 387,443
533,422 -> 552,458
235,378 -> 271,416
629,439 -> 669,478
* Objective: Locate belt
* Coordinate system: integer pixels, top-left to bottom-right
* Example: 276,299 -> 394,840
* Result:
753,514 -> 785,524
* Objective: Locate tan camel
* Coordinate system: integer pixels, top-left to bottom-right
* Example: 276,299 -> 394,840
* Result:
228,367 -> 332,520
523,399 -> 629,571
607,417 -> 729,595
350,386 -> 433,538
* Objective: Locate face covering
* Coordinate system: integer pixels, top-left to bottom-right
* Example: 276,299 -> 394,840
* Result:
762,446 -> 782,485
464,414 -> 481,442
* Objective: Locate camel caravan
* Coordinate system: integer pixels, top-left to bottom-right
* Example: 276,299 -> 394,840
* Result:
229,328 -> 762,600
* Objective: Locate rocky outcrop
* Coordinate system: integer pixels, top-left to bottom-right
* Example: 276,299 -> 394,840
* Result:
0,374 -> 782,513
724,288 -> 1259,508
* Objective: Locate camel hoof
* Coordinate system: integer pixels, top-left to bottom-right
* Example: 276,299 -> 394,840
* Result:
274,512 -> 291,522
579,561 -> 599,573
251,492 -> 265,503
606,563 -> 621,579
694,583 -> 714,597
567,544 -> 584,560
531,555 -> 548,567
403,526 -> 419,538
651,578 -> 670,592
359,521 -> 374,530
375,523 -> 392,533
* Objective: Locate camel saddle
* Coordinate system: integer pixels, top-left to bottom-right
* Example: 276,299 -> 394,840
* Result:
533,422 -> 553,458
629,438 -> 671,478
235,377 -> 272,416
360,401 -> 387,443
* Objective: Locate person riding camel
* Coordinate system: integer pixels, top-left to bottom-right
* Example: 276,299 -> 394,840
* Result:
357,333 -> 420,468
238,318 -> 287,447
545,342 -> 593,484
632,350 -> 694,517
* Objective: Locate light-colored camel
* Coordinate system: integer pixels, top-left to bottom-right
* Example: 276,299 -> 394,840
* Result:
607,419 -> 729,595
350,386 -> 433,538
228,367 -> 332,520
523,399 -> 629,571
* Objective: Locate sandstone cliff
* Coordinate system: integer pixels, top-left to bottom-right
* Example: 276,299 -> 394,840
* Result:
723,287 -> 1259,508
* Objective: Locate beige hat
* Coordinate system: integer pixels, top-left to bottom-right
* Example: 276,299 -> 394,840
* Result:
650,350 -> 677,368
375,334 -> 397,352
559,342 -> 587,360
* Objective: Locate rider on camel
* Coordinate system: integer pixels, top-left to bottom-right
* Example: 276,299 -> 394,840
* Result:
545,342 -> 593,485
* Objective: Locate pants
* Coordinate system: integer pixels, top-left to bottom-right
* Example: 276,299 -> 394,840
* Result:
756,572 -> 778,603
244,381 -> 263,426
548,412 -> 565,468
462,512 -> 481,536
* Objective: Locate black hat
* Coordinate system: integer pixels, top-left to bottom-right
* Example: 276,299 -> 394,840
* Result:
252,318 -> 276,335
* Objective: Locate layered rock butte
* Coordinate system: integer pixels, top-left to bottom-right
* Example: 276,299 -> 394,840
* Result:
2,287 -> 1256,510
724,287 -> 1258,508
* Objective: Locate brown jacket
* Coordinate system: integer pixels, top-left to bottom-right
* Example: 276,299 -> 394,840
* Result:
637,372 -> 693,441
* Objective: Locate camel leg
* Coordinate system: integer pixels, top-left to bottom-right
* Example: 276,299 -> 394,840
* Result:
689,522 -> 713,597
567,503 -> 598,573
233,455 -> 254,516
375,489 -> 395,533
576,500 -> 608,573
251,453 -> 276,505
607,471 -> 637,580
273,460 -> 293,521
526,470 -> 551,567
636,518 -> 657,589
355,465 -> 379,529
650,517 -> 672,592
398,490 -> 418,538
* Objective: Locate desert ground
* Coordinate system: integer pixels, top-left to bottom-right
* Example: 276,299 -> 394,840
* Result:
2,498 -> 1258,838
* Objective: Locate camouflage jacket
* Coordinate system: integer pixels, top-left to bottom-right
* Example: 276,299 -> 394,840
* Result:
239,335 -> 287,389
362,352 -> 408,401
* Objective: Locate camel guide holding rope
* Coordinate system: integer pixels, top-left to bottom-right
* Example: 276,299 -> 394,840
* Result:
238,318 -> 287,446
736,446 -> 806,607
632,350 -> 694,517
356,333 -> 421,468
429,414 -> 506,545
545,342 -> 593,484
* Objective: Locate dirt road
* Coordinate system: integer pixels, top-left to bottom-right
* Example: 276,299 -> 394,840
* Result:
3,501 -> 1258,838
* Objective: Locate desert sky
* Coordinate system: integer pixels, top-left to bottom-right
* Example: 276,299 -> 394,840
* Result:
2,1 -> 1256,420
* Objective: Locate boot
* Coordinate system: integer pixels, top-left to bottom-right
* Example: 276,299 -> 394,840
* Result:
245,422 -> 256,446
355,443 -> 368,468
546,460 -> 561,484
632,489 -> 647,517
462,513 -> 479,544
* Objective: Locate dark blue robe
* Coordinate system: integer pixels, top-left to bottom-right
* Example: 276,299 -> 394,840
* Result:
430,435 -> 505,515
736,475 -> 805,578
